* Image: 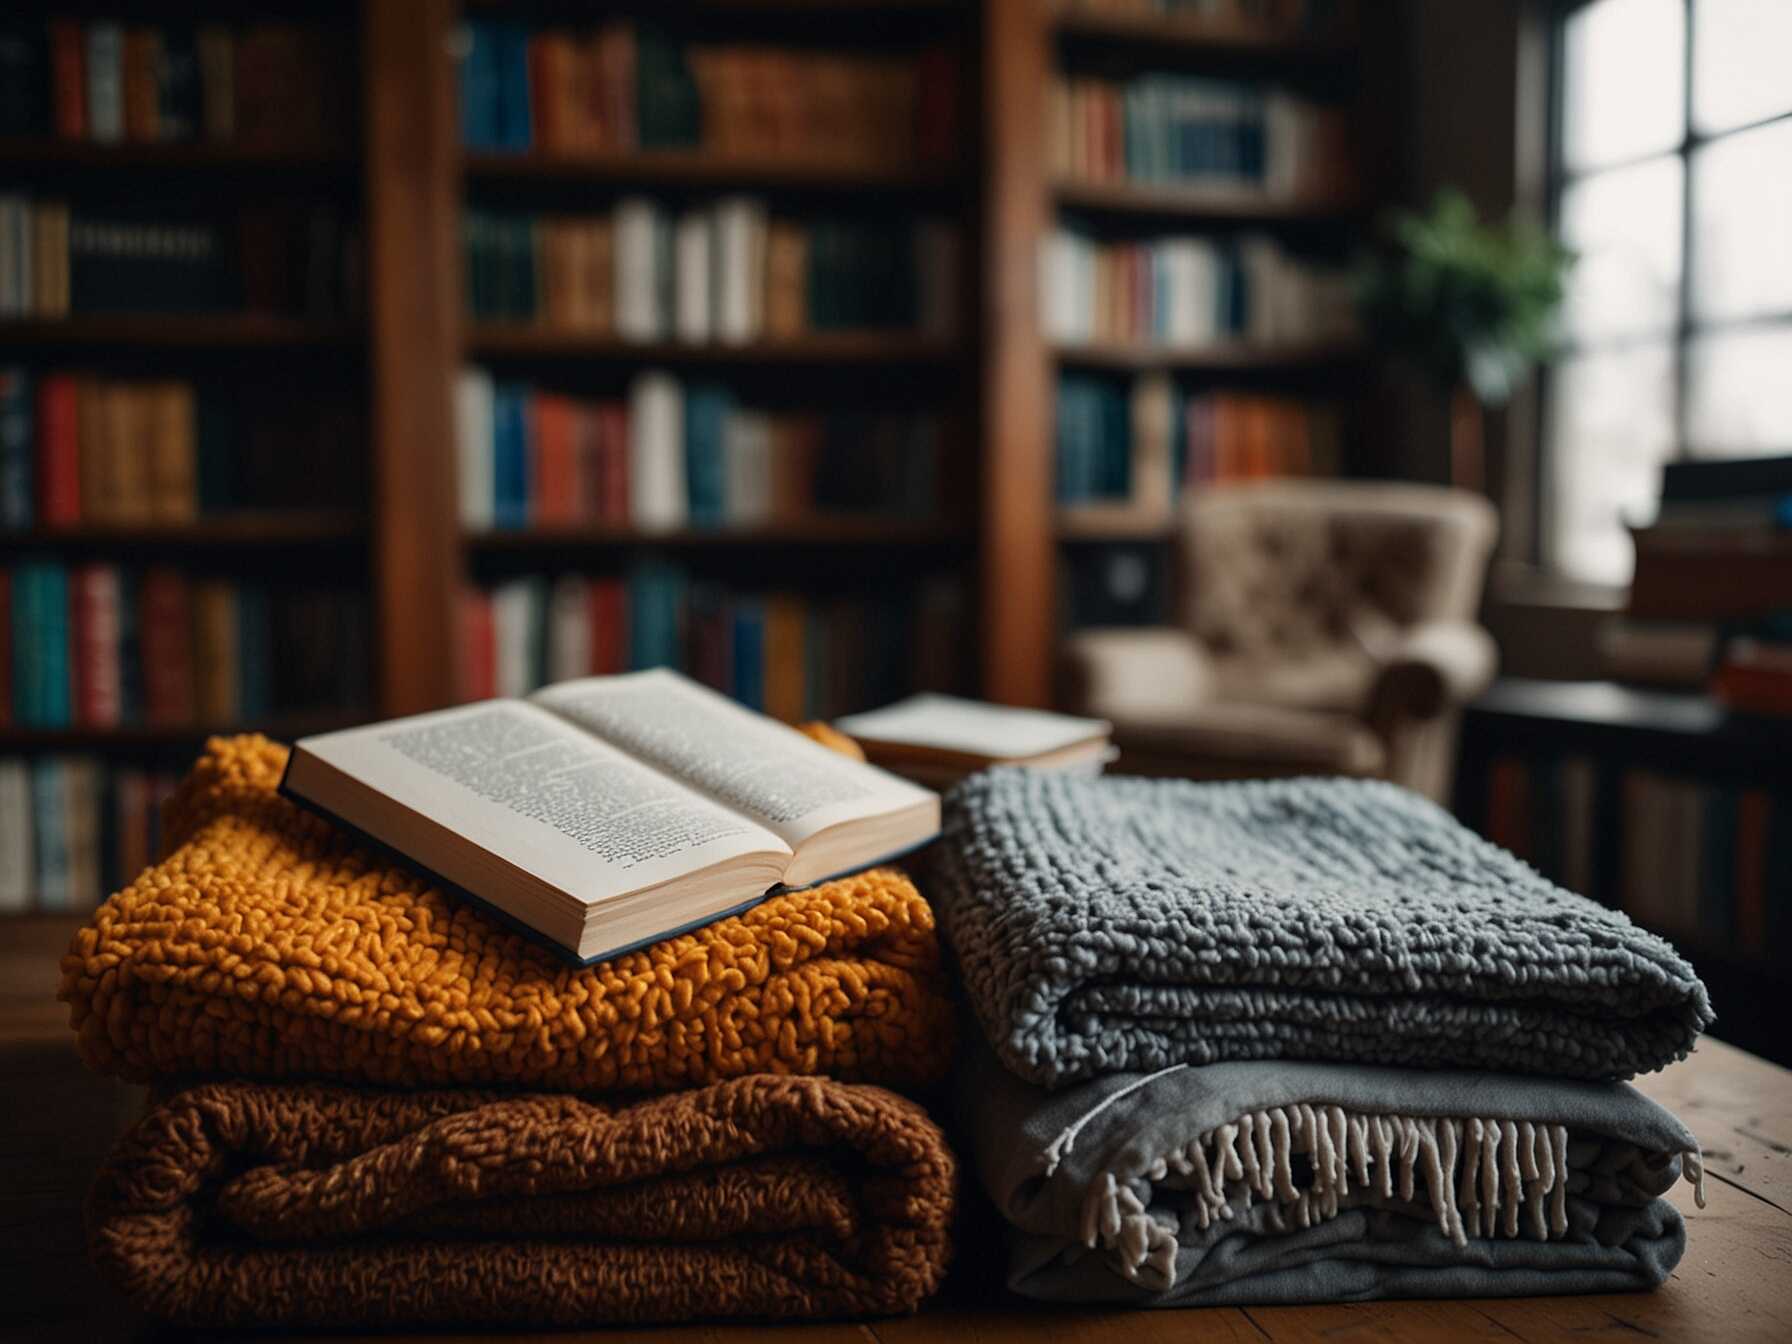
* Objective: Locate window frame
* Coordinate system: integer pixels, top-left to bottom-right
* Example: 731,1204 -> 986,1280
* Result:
1539,0 -> 1792,580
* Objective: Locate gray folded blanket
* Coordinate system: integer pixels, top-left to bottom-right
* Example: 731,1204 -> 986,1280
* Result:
963,1038 -> 1704,1306
935,770 -> 1711,1086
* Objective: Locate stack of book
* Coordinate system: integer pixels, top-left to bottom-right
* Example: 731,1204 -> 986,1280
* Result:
459,569 -> 966,722
456,369 -> 942,531
0,196 -> 360,319
0,756 -> 178,914
1480,753 -> 1787,961
458,20 -> 960,167
1603,454 -> 1792,692
2,561 -> 369,728
1056,371 -> 1339,520
835,694 -> 1114,789
1044,227 -> 1353,348
0,18 -> 351,148
0,367 -> 363,529
463,202 -> 959,340
1049,74 -> 1352,198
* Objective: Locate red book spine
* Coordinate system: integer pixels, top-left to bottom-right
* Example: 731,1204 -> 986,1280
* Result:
50,22 -> 86,140
602,404 -> 629,524
589,578 -> 625,674
35,375 -> 81,526
570,403 -> 597,522
459,588 -> 496,702
140,568 -> 195,726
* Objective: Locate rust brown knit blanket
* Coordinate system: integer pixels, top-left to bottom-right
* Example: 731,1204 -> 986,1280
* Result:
89,1074 -> 955,1328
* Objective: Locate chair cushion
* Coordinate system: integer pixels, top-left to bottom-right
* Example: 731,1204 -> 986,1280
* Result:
1113,700 -> 1385,775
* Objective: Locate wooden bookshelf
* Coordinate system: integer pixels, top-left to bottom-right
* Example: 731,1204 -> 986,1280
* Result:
465,150 -> 964,192
0,137 -> 355,171
0,513 -> 366,550
1054,339 -> 1364,372
464,328 -> 962,365
466,519 -> 970,550
0,317 -> 362,350
1053,179 -> 1363,222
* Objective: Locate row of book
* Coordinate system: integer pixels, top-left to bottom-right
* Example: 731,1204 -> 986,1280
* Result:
0,19 -> 349,148
458,21 -> 959,167
1050,75 -> 1352,198
3,563 -> 368,729
0,367 -> 363,529
0,757 -> 178,914
464,203 -> 959,339
1044,228 -> 1354,347
1481,755 -> 1788,960
1057,373 -> 1341,509
0,195 -> 360,319
456,369 -> 943,532
1054,0 -> 1358,35
461,569 -> 966,723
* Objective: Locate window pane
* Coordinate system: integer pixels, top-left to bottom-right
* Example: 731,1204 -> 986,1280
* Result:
1547,344 -> 1675,584
1693,0 -> 1792,134
1686,322 -> 1792,457
1562,0 -> 1685,173
1559,157 -> 1683,342
1690,118 -> 1792,323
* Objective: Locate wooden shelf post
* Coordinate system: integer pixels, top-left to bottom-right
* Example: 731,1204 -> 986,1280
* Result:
364,0 -> 463,715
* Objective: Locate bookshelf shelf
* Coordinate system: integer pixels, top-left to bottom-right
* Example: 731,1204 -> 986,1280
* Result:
466,519 -> 969,550
1051,10 -> 1357,64
0,137 -> 356,172
1053,179 -> 1362,222
1054,339 -> 1364,372
0,513 -> 367,551
465,150 -> 966,193
463,327 -> 961,365
0,317 -> 363,351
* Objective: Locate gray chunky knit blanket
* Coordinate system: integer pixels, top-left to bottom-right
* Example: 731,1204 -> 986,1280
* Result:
934,770 -> 1712,1086
962,1038 -> 1702,1305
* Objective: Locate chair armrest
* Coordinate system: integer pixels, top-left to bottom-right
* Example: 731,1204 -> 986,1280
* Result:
1060,627 -> 1212,721
1367,620 -> 1498,725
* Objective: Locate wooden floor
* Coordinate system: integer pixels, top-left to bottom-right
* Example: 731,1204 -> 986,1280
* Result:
4,914 -> 1789,1344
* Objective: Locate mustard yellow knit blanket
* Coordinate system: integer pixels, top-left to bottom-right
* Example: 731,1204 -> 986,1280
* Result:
59,735 -> 953,1093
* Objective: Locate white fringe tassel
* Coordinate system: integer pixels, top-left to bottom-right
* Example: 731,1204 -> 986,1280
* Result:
1072,1104 -> 1709,1292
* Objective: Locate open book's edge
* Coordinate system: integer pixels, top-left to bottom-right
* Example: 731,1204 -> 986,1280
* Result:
274,763 -> 935,968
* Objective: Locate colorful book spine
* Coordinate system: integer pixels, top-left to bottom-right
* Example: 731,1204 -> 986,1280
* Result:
0,754 -> 182,912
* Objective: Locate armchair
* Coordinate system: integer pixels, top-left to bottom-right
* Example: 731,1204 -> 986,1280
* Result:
1062,481 -> 1499,801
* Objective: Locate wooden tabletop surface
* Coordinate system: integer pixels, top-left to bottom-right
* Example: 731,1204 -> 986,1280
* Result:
3,914 -> 1788,1344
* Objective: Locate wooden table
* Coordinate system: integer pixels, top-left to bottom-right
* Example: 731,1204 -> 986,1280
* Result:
3,915 -> 1788,1344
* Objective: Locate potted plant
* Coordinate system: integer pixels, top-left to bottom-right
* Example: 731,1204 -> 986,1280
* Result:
1356,189 -> 1573,491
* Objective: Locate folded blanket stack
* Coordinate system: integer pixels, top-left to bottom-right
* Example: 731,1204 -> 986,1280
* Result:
934,768 -> 1714,1308
60,735 -> 957,1329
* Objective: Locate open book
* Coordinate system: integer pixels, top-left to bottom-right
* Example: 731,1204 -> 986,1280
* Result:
281,669 -> 939,962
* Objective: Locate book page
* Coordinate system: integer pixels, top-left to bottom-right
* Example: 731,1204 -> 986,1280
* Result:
834,694 -> 1110,759
296,700 -> 789,905
530,669 -> 935,849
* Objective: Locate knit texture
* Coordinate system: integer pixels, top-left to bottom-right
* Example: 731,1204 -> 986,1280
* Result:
89,1074 -> 955,1327
934,770 -> 1712,1087
961,1039 -> 1699,1306
59,735 -> 953,1093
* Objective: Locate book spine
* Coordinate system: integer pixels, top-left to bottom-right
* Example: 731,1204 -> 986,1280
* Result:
85,23 -> 125,144
0,366 -> 30,528
50,22 -> 86,139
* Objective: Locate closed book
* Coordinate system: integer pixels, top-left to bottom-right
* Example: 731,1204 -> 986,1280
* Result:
50,21 -> 86,139
71,564 -> 122,727
123,28 -> 161,142
0,759 -> 28,912
682,382 -> 730,527
1661,453 -> 1792,504
158,26 -> 202,142
458,22 -> 498,150
491,578 -> 536,698
730,601 -> 766,711
458,588 -> 496,702
109,383 -> 153,523
31,759 -> 70,911
493,383 -> 530,530
723,410 -> 773,527
146,381 -> 197,522
763,592 -> 806,723
529,32 -> 577,152
764,219 -> 807,339
673,209 -> 713,343
626,561 -> 685,670
62,757 -> 101,910
589,577 -> 627,675
197,26 -> 235,141
628,371 -> 686,530
235,25 -> 349,150
635,27 -> 700,150
496,22 -> 533,151
85,23 -> 125,143
113,568 -> 141,724
28,562 -> 72,727
532,393 -> 578,524
596,23 -> 636,150
713,197 -> 766,344
547,575 -> 592,684
686,585 -> 731,693
915,218 -> 959,340
7,567 -> 29,722
580,217 -> 614,333
0,366 -> 30,527
193,580 -> 240,724
455,367 -> 496,529
140,567 -> 195,725
614,197 -> 663,341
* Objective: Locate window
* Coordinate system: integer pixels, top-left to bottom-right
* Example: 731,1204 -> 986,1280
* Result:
1545,0 -> 1792,584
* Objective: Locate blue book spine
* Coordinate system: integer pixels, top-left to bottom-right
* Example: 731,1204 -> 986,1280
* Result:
494,385 -> 529,529
499,23 -> 533,152
731,602 -> 765,711
39,563 -> 71,727
628,562 -> 685,671
458,23 -> 495,150
0,366 -> 30,527
31,758 -> 67,911
238,583 -> 272,721
683,384 -> 730,526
